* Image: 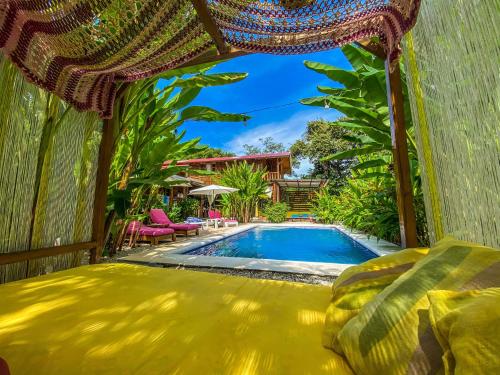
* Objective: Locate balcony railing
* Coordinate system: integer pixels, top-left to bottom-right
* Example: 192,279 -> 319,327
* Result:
264,171 -> 280,181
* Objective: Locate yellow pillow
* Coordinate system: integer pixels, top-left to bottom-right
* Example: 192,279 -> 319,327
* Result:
428,288 -> 500,375
323,247 -> 429,352
337,237 -> 500,375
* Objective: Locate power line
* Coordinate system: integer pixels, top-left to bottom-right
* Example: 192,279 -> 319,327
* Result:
240,101 -> 301,115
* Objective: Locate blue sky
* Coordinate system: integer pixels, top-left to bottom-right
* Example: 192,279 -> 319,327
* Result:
163,48 -> 352,174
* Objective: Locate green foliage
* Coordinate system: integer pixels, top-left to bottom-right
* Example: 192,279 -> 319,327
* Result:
166,204 -> 182,223
218,161 -> 269,223
301,44 -> 418,184
290,119 -> 356,190
302,44 -> 428,245
177,197 -> 199,218
243,136 -> 286,155
312,179 -> 428,245
262,202 -> 290,223
310,189 -> 338,224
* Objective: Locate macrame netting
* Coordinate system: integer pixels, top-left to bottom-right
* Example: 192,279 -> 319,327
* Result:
0,0 -> 420,118
0,57 -> 101,283
402,0 -> 500,248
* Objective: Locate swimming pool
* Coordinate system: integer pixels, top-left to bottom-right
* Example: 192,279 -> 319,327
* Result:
185,226 -> 377,264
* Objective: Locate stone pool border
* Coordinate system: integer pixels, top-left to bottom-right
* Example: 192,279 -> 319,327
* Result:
119,223 -> 400,276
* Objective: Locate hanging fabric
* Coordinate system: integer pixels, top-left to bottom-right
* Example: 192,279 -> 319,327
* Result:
0,0 -> 420,118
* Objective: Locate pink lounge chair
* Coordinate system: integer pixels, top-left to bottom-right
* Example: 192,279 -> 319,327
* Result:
208,209 -> 223,228
149,209 -> 200,236
127,220 -> 176,246
223,219 -> 239,228
209,210 -> 238,227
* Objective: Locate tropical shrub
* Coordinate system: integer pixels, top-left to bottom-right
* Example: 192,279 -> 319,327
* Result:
218,161 -> 269,223
177,197 -> 199,219
263,202 -> 289,223
166,204 -> 182,223
311,189 -> 338,224
312,179 -> 428,245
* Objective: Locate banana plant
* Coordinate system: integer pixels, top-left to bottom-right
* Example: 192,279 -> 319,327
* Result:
105,62 -> 249,251
301,44 -> 420,190
110,61 -> 248,192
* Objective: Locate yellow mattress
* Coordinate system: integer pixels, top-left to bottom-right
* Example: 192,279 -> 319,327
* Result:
0,264 -> 352,375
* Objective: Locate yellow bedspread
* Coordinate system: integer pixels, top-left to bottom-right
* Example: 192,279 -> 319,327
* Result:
0,264 -> 352,375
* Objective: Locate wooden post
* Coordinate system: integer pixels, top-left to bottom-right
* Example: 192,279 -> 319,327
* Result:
385,59 -> 418,248
169,188 -> 174,208
89,117 -> 115,263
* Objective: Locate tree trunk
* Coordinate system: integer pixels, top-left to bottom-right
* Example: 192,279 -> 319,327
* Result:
118,159 -> 134,190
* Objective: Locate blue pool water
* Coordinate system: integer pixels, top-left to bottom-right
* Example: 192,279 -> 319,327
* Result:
185,226 -> 377,264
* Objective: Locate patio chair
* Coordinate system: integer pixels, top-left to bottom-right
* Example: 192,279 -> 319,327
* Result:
149,209 -> 200,236
127,220 -> 176,246
208,209 -> 224,228
210,210 -> 238,228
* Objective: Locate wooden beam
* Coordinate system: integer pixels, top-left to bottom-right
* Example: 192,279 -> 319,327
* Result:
385,59 -> 418,248
190,0 -> 228,54
169,188 -> 174,208
178,48 -> 247,69
356,39 -> 386,59
90,116 -> 116,264
0,242 -> 96,266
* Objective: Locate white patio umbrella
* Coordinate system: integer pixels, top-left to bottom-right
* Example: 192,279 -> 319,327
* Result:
189,184 -> 239,211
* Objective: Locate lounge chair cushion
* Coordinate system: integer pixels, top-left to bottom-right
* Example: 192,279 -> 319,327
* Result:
427,288 -> 500,375
168,223 -> 199,231
127,221 -> 174,236
323,247 -> 429,352
337,237 -> 500,375
0,264 -> 353,375
149,208 -> 173,225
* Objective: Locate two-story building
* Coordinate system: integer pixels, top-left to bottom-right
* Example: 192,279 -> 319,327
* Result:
163,152 -> 326,216
169,152 -> 293,203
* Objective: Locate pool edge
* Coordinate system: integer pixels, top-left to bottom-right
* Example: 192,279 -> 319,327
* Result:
118,223 -> 400,276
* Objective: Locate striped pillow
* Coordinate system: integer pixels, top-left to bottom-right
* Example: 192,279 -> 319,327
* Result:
428,288 -> 500,375
337,237 -> 500,375
323,247 -> 429,352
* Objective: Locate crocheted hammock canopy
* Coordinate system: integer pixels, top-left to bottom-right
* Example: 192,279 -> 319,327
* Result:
0,0 -> 420,118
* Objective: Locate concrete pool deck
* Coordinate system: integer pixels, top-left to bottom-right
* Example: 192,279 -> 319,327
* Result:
118,222 -> 401,276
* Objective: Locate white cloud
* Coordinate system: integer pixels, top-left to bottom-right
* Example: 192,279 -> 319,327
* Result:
224,108 -> 341,155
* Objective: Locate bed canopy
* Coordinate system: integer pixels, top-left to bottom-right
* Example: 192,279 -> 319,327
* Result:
0,0 -> 420,118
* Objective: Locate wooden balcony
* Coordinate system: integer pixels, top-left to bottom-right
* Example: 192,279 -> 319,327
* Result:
193,175 -> 217,185
264,171 -> 280,181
